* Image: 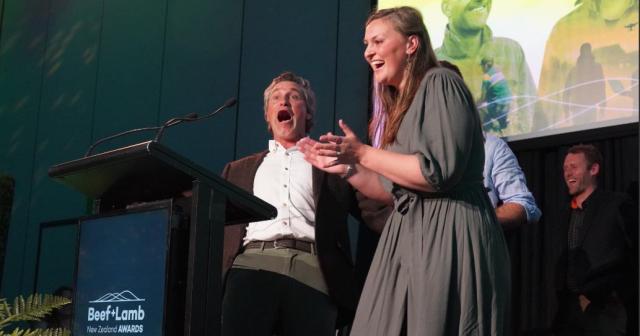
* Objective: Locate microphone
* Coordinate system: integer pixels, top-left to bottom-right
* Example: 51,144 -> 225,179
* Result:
85,125 -> 161,157
165,112 -> 199,127
153,97 -> 237,142
84,98 -> 237,157
151,113 -> 198,143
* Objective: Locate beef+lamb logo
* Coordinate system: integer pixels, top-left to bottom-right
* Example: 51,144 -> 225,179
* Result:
86,290 -> 146,334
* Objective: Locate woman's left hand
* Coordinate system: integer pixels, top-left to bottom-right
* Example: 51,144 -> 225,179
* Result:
314,119 -> 365,167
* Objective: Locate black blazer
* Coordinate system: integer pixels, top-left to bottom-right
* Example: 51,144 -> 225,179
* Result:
553,188 -> 637,303
220,150 -> 368,326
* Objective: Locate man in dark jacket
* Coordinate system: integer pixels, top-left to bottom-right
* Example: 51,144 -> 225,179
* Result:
220,71 -> 381,336
553,144 -> 637,335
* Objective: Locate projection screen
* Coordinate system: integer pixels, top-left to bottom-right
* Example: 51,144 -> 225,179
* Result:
378,0 -> 639,140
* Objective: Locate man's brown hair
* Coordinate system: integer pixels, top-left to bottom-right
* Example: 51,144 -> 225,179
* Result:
567,144 -> 603,170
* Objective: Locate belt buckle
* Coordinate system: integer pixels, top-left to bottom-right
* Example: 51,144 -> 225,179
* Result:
272,240 -> 282,249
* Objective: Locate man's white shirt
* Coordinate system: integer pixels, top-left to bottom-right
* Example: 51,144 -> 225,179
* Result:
243,140 -> 316,245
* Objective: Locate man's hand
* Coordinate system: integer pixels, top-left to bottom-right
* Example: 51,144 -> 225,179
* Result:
578,294 -> 591,312
495,202 -> 527,230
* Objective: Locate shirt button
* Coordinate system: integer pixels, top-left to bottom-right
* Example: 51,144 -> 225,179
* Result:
285,167 -> 288,170
284,184 -> 287,188
283,203 -> 287,207
283,221 -> 288,225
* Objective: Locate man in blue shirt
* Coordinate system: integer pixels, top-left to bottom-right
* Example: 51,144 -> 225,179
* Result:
483,133 -> 541,228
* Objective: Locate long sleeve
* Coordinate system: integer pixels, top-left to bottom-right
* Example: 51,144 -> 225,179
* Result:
409,68 -> 483,192
484,134 -> 541,223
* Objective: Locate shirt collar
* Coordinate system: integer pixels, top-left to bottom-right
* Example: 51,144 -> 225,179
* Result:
441,24 -> 493,59
570,198 -> 581,210
570,188 -> 599,210
268,140 -> 299,154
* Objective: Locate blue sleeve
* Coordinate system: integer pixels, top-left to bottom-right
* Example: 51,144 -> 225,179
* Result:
487,135 -> 541,223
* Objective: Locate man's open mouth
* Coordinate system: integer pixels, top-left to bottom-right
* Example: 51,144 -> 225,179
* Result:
278,110 -> 292,122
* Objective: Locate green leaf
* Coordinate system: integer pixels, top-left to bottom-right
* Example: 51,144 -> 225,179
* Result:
0,294 -> 71,336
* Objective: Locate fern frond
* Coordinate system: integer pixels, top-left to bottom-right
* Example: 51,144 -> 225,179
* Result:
35,328 -> 71,336
0,328 -> 70,336
0,294 -> 70,328
0,300 -> 12,329
0,299 -> 10,324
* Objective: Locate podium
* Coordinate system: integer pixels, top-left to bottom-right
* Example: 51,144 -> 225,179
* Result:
48,141 -> 276,336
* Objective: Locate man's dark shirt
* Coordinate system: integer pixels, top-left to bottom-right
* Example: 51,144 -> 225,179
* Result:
567,206 -> 585,292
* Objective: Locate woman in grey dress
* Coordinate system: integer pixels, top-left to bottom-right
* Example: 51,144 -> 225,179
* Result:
298,6 -> 510,335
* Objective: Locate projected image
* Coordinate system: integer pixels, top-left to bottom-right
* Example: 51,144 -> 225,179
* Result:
435,0 -> 538,136
537,0 -> 639,131
378,0 -> 639,138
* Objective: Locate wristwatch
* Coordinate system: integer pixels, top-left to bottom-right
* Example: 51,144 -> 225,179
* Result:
341,164 -> 357,180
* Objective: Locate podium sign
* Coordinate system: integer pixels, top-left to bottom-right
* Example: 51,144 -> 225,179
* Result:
74,205 -> 174,335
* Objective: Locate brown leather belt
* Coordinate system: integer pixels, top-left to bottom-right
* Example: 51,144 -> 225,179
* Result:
245,239 -> 316,254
